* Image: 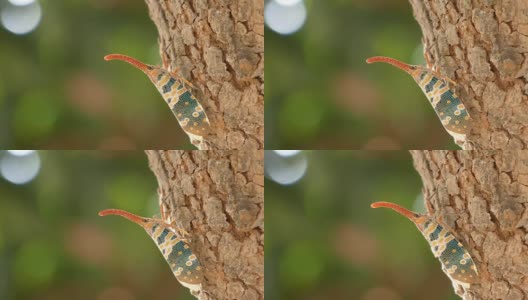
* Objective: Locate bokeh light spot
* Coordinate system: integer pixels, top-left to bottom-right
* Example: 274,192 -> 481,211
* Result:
0,151 -> 40,185
65,223 -> 112,265
265,151 -> 307,185
8,0 -> 36,6
275,0 -> 302,6
332,224 -> 379,266
7,150 -> 35,157
274,150 -> 301,157
265,1 -> 307,35
1,1 -> 42,35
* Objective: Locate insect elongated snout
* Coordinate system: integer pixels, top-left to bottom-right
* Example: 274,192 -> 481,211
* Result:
99,209 -> 149,226
366,56 -> 417,75
104,54 -> 157,77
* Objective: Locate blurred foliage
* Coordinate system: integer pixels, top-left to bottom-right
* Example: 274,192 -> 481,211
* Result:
265,0 -> 459,149
265,151 -> 459,300
0,151 -> 195,300
0,0 -> 195,149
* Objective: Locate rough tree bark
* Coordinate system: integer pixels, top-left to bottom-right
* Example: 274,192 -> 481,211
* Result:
411,150 -> 528,299
145,150 -> 264,300
408,1 -> 528,149
144,0 -> 264,150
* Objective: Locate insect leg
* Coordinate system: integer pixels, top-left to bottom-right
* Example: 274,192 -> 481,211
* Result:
425,51 -> 434,70
161,42 -> 172,70
422,37 -> 434,70
169,222 -> 190,243
425,198 -> 435,216
171,71 -> 196,90
422,39 -> 456,86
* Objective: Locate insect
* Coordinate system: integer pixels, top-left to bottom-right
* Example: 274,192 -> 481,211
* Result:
99,209 -> 203,293
371,201 -> 479,286
104,54 -> 211,143
366,56 -> 472,143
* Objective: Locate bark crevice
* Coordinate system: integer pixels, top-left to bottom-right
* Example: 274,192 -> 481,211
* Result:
145,150 -> 264,300
411,150 -> 528,299
144,0 -> 264,150
409,1 -> 528,149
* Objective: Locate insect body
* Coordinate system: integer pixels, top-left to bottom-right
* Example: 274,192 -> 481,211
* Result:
366,56 -> 471,142
370,201 -> 479,286
99,209 -> 202,293
104,54 -> 211,142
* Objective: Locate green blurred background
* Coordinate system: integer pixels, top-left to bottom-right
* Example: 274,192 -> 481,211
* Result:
265,0 -> 458,149
265,150 -> 459,300
0,150 -> 195,300
0,0 -> 195,149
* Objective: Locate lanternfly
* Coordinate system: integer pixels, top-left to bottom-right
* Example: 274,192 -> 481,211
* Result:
371,201 -> 479,286
99,209 -> 203,293
366,56 -> 472,143
105,54 -> 211,144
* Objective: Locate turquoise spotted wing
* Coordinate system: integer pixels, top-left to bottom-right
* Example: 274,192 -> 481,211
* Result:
433,89 -> 470,134
421,221 -> 479,284
171,87 -> 210,136
153,70 -> 211,137
415,71 -> 471,135
147,224 -> 203,287
166,239 -> 202,285
439,238 -> 479,283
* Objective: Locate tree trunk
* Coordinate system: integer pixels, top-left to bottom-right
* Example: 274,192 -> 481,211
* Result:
145,150 -> 264,300
408,1 -> 528,149
143,0 -> 264,150
410,150 -> 528,299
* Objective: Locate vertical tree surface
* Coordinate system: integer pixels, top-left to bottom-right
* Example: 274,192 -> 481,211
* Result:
145,150 -> 264,300
409,1 -> 528,149
144,0 -> 264,150
411,150 -> 528,299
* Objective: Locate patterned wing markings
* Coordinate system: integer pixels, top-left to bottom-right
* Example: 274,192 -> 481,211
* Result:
420,220 -> 479,284
414,70 -> 471,135
421,220 -> 438,242
153,72 -> 211,136
167,83 -> 189,103
156,73 -> 172,90
371,202 -> 479,285
366,56 -> 472,141
422,221 -> 455,257
104,54 -> 211,139
423,75 -> 439,94
171,90 -> 211,136
167,240 -> 203,285
435,91 -> 470,134
418,72 -> 434,89
98,209 -> 203,293
147,224 -> 203,286
162,77 -> 177,94
159,235 -> 180,256
156,227 -> 170,245
441,239 -> 479,283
